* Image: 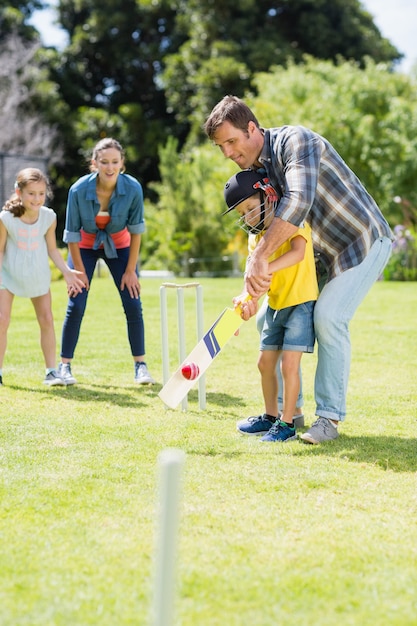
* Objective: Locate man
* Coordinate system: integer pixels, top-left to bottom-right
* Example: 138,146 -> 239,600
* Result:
204,95 -> 393,444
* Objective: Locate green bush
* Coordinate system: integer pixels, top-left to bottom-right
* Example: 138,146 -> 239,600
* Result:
384,225 -> 417,281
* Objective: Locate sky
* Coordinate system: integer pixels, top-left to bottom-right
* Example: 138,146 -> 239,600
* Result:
363,0 -> 417,73
30,0 -> 417,74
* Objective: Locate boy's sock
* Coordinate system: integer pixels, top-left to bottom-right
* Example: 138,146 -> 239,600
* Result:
280,419 -> 295,428
280,417 -> 294,425
265,413 -> 278,423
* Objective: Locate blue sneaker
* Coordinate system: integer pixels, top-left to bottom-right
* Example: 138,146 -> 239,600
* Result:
236,414 -> 276,436
260,420 -> 297,442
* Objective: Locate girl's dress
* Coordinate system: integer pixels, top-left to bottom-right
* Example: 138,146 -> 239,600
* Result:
0,206 -> 56,297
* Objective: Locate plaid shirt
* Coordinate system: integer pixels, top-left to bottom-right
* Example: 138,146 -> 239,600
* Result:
256,126 -> 393,280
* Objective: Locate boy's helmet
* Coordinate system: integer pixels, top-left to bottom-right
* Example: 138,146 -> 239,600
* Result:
223,170 -> 266,214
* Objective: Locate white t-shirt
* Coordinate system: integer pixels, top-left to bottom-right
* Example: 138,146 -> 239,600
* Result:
0,206 -> 56,297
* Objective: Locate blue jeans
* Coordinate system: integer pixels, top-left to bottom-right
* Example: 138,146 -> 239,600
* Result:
256,299 -> 304,411
314,236 -> 392,421
60,247 -> 145,359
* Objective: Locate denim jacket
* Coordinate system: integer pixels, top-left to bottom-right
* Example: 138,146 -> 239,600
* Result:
63,172 -> 145,258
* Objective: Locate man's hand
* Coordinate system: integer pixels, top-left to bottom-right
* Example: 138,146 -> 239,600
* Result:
245,253 -> 272,298
245,216 -> 298,297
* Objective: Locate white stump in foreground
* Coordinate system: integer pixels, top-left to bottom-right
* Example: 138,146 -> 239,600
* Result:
152,449 -> 185,626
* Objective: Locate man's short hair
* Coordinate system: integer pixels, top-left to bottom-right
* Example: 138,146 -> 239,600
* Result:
204,95 -> 259,139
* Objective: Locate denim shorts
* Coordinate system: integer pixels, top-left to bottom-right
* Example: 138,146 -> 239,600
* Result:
260,301 -> 316,353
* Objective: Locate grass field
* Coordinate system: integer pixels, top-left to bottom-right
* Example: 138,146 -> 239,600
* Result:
0,276 -> 416,626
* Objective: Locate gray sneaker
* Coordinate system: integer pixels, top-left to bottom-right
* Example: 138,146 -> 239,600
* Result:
134,362 -> 155,384
58,362 -> 77,385
300,417 -> 339,444
44,370 -> 66,386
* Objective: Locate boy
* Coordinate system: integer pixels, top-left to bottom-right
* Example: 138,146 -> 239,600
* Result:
225,170 -> 318,442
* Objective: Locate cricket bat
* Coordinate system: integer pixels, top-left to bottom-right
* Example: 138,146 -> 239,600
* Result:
158,300 -> 248,409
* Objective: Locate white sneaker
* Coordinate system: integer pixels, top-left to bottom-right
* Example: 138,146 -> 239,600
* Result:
58,362 -> 77,385
44,370 -> 65,386
134,362 -> 155,384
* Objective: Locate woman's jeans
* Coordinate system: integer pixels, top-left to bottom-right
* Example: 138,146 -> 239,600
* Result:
60,247 -> 145,359
256,236 -> 392,419
314,236 -> 392,421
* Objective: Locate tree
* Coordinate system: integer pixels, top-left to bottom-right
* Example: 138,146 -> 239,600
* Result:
251,57 -> 417,224
142,137 -> 240,275
0,33 -> 63,160
46,0 -> 402,189
0,0 -> 45,40
47,0 -> 180,187
161,0 -> 402,140
142,59 -> 417,271
1,0 -> 406,248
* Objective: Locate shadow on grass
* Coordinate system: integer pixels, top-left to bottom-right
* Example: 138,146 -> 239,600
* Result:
151,389 -> 247,412
292,435 -> 417,473
186,447 -> 247,459
184,389 -> 247,408
7,382 -> 158,408
6,382 -> 245,410
185,434 -> 417,471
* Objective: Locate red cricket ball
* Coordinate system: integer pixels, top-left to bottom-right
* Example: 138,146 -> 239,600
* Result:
181,362 -> 200,380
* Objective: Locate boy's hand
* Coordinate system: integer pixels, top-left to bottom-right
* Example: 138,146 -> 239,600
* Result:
239,298 -> 258,321
233,292 -> 258,321
232,292 -> 249,309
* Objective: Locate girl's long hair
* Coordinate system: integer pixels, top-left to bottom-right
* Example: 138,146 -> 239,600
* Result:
2,168 -> 51,218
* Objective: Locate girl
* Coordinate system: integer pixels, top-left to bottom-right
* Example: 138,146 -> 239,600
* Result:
0,168 -> 85,386
58,138 -> 154,385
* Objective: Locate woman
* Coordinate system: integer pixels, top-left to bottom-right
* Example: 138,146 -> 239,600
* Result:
58,138 -> 154,385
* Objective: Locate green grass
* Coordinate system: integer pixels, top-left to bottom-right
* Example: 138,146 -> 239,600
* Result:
0,277 -> 416,626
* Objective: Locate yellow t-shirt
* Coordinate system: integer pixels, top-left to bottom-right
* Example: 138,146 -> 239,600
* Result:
248,223 -> 318,310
